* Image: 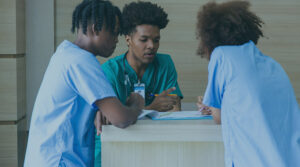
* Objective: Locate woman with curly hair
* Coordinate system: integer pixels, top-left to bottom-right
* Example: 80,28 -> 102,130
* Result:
94,1 -> 183,166
196,1 -> 300,167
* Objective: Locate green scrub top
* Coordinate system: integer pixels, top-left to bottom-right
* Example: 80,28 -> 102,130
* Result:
101,52 -> 183,106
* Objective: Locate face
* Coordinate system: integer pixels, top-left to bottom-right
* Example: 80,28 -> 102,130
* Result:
126,24 -> 160,64
91,16 -> 120,57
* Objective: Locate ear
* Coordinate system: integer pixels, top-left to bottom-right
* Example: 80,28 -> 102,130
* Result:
91,24 -> 98,36
125,35 -> 131,47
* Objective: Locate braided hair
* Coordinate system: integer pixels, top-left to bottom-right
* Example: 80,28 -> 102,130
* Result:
71,0 -> 122,35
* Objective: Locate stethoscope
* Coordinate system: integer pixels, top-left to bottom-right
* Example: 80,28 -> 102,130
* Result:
122,53 -> 157,101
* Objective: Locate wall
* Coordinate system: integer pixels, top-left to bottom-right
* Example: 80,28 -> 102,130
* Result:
0,0 -> 26,166
54,0 -> 300,103
25,0 -> 300,126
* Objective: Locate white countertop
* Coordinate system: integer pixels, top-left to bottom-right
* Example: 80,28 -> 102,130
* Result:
101,119 -> 222,142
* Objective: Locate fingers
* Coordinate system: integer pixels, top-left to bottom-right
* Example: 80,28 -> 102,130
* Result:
196,96 -> 205,110
127,93 -> 145,108
163,96 -> 178,105
96,111 -> 102,136
201,108 -> 212,115
161,87 -> 176,96
166,87 -> 176,94
160,101 -> 176,111
160,105 -> 173,112
166,104 -> 174,111
198,96 -> 203,103
197,102 -> 205,109
202,111 -> 212,115
125,96 -> 130,106
196,96 -> 211,115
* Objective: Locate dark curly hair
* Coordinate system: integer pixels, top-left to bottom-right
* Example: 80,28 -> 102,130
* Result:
71,0 -> 122,35
196,1 -> 264,59
121,1 -> 169,35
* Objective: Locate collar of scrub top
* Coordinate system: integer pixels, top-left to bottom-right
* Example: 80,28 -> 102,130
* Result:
122,52 -> 158,98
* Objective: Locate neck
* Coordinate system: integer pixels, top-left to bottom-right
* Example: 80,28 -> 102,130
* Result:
73,32 -> 95,56
126,51 -> 148,80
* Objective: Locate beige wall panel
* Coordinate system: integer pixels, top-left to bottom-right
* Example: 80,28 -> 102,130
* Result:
55,0 -> 81,47
16,0 -> 26,53
0,118 -> 27,167
0,57 -> 26,121
55,0 -> 300,103
0,0 -> 25,54
0,0 -> 15,54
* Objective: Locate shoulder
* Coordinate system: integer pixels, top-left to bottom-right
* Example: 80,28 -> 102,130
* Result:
155,53 -> 173,62
104,53 -> 124,65
154,53 -> 178,76
101,54 -> 124,75
210,43 -> 246,65
211,41 -> 255,61
210,46 -> 225,62
155,53 -> 175,68
208,46 -> 228,72
55,41 -> 99,66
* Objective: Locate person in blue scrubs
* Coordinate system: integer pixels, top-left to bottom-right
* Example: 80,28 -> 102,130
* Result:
196,1 -> 300,167
94,2 -> 183,166
24,1 -> 144,167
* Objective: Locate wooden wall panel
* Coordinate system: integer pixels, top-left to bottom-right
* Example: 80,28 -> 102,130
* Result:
16,0 -> 26,53
0,118 -> 27,167
0,0 -> 25,54
0,56 -> 26,121
55,0 -> 81,47
55,0 -> 300,103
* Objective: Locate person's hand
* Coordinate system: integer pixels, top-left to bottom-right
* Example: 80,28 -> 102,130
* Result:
125,93 -> 145,119
197,96 -> 211,115
146,87 -> 178,112
94,111 -> 110,135
126,92 -> 145,109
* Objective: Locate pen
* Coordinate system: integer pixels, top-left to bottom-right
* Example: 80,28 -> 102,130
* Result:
199,107 -> 204,112
149,93 -> 177,97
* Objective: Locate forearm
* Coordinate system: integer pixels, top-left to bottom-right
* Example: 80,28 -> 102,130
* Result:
112,107 -> 139,128
145,97 -> 181,112
95,98 -> 140,128
144,104 -> 153,110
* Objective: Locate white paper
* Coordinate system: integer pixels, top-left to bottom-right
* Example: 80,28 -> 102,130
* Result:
138,110 -> 212,120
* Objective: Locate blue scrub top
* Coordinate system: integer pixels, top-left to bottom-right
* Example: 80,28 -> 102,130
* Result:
24,40 -> 116,167
203,41 -> 300,167
101,53 -> 183,106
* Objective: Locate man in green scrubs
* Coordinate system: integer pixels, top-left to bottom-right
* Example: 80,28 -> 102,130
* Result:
94,1 -> 183,166
103,1 -> 183,111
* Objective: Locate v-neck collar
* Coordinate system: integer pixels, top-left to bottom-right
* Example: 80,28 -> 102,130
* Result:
123,52 -> 156,83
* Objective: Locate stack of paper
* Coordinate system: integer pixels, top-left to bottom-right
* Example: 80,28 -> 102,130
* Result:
138,110 -> 213,120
